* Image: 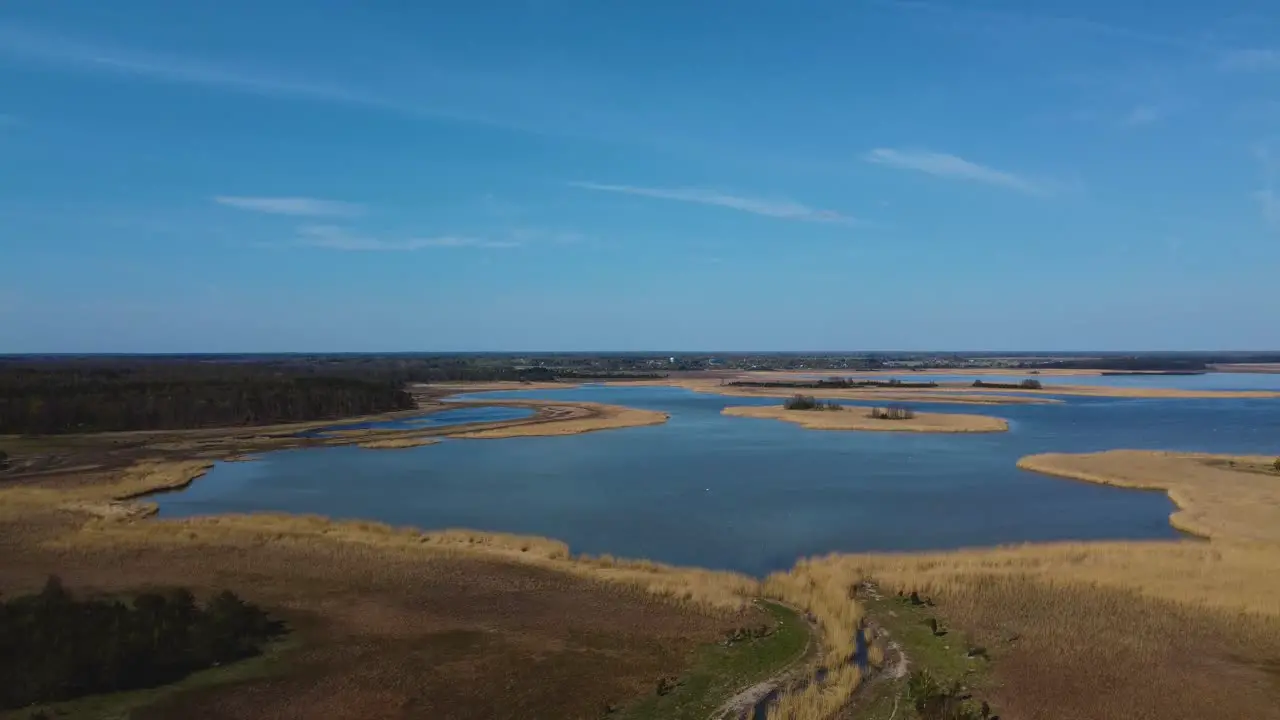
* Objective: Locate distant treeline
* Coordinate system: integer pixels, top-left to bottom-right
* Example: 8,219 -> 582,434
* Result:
1029,357 -> 1208,372
0,357 -> 673,434
0,360 -> 415,434
973,379 -> 1043,390
1,576 -> 281,710
730,379 -> 939,390
550,371 -> 667,381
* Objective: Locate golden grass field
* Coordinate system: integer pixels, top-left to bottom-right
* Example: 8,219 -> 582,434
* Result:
354,437 -> 441,449
721,405 -> 1009,433
1018,450 -> 1280,543
447,400 -> 668,438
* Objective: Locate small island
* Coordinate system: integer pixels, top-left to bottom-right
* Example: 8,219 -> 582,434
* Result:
721,396 -> 1009,433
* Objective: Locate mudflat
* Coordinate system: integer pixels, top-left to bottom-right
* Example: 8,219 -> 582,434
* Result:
721,405 -> 1009,433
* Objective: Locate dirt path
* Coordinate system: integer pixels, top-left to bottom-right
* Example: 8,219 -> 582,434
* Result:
711,603 -> 823,720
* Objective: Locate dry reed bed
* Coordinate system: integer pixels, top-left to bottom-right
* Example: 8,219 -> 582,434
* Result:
631,376 -> 1280,402
447,401 -> 668,438
2,460 -> 755,614
627,378 -> 1058,406
354,438 -> 441,449
65,513 -> 756,612
722,405 -> 1009,433
1018,450 -> 1280,543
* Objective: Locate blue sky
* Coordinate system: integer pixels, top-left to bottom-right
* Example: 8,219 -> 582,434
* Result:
2,0 -> 1278,352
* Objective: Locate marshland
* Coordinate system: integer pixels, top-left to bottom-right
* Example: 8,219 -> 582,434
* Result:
3,354 -> 1280,719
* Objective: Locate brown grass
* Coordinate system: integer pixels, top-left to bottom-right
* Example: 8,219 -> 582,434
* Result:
0,458 -> 770,719
448,401 -> 668,438
1018,450 -> 1280,543
722,405 -> 1008,433
354,438 -> 441,449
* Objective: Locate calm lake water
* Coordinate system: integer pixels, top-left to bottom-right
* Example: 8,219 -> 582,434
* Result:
156,385 -> 1280,576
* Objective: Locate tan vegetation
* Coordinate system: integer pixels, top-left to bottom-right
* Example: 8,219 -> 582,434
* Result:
448,401 -> 668,438
631,377 -> 1059,405
978,383 -> 1280,399
1211,362 -> 1280,373
354,437 -> 440,449
757,450 -> 1280,719
1018,450 -> 1280,542
630,375 -> 1280,402
0,457 -> 775,719
722,405 -> 1008,433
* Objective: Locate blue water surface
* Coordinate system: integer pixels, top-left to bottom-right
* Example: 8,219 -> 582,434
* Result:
156,385 -> 1280,576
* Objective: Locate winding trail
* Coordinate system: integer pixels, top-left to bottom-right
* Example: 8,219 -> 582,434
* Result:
711,602 -> 823,720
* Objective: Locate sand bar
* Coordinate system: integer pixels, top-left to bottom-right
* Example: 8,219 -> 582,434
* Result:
1017,450 -> 1280,543
722,405 -> 1008,433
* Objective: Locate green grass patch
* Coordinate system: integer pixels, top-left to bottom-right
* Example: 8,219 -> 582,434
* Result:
850,588 -> 990,720
617,600 -> 812,720
1,634 -> 300,720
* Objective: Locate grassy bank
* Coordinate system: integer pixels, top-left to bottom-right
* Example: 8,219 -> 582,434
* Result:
618,601 -> 811,720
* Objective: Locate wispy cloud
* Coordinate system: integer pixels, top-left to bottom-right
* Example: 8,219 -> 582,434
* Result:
864,148 -> 1049,195
0,22 -> 385,106
296,225 -> 519,251
569,182 -> 858,225
214,196 -> 365,217
873,0 -> 1200,50
1219,48 -> 1280,72
1121,104 -> 1165,127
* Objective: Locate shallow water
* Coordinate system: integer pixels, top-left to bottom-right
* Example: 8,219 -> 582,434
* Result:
297,405 -> 534,437
156,386 -> 1280,576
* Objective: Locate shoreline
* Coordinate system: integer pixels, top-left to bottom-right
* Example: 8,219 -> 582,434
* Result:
7,439 -> 1280,717
629,376 -> 1280,401
1016,450 -> 1280,544
722,405 -> 1009,433
6,382 -> 1279,719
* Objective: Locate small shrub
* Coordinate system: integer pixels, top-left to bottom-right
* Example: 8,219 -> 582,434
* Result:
868,404 -> 915,420
783,395 -> 842,411
1273,457 -> 1280,473
1019,379 -> 1042,389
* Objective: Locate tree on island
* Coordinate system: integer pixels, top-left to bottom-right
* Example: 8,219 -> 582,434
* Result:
868,404 -> 915,420
784,394 -> 843,411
